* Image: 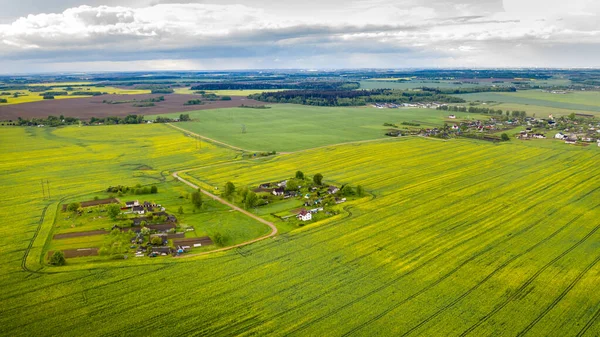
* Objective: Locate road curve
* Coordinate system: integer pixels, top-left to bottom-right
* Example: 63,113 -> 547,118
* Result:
172,171 -> 278,258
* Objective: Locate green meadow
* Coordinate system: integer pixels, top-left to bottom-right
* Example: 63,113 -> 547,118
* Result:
152,104 -> 480,152
1,123 -> 600,336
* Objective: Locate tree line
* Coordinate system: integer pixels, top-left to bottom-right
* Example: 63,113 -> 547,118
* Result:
190,81 -> 360,91
437,105 -> 527,118
249,89 -> 465,106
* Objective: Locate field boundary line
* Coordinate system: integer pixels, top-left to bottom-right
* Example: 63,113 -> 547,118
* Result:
172,171 -> 278,258
165,123 -> 259,152
165,122 -> 406,155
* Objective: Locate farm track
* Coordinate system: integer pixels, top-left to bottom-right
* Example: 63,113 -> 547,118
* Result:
172,171 -> 278,257
20,204 -> 50,273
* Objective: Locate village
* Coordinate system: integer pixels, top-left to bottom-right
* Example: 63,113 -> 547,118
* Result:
383,106 -> 600,146
49,191 -> 214,262
229,171 -> 364,226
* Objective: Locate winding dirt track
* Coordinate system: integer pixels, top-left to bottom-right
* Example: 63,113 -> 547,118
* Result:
172,171 -> 278,258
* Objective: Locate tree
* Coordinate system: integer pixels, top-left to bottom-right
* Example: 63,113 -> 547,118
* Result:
150,185 -> 158,194
224,182 -> 236,197
501,133 -> 510,141
178,206 -> 184,215
313,173 -> 323,186
238,186 -> 249,200
151,236 -> 163,246
66,202 -> 80,213
49,251 -> 65,266
295,171 -> 304,180
569,112 -> 577,121
341,185 -> 355,196
212,232 -> 225,246
245,191 -> 258,209
106,204 -> 121,220
286,179 -> 300,191
356,185 -> 365,197
191,190 -> 203,209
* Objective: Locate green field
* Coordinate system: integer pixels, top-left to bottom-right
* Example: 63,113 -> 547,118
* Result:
153,104 -> 479,152
457,90 -> 600,115
1,121 -> 600,336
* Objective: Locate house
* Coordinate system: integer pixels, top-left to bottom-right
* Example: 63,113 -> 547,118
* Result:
296,209 -> 312,221
143,201 -> 156,209
310,207 -> 324,214
276,180 -> 288,187
565,140 -> 577,144
327,186 -> 339,194
150,246 -> 172,255
532,134 -> 546,139
132,206 -> 145,214
125,200 -> 139,208
554,133 -> 566,140
448,115 -> 456,119
284,191 -> 297,199
452,124 -> 459,130
272,187 -> 285,196
335,198 -> 347,204
259,183 -> 271,189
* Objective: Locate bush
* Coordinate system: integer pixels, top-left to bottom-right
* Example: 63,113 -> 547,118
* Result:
49,251 -> 66,266
67,202 -> 81,213
501,133 -> 510,141
150,186 -> 158,194
212,232 -> 226,247
151,236 -> 163,245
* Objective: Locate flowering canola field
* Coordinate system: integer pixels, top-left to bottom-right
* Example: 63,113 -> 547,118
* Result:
0,125 -> 599,336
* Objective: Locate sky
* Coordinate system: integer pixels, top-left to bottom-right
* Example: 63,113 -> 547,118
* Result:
0,0 -> 598,73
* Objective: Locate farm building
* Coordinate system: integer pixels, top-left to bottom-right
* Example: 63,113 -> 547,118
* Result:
273,187 -> 285,196
327,186 -> 339,194
132,206 -> 145,214
125,200 -> 139,208
297,209 -> 312,221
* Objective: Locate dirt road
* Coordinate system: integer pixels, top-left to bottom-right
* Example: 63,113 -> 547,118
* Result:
172,171 -> 278,258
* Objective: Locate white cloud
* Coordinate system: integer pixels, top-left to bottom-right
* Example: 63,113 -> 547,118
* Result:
0,1 -> 599,71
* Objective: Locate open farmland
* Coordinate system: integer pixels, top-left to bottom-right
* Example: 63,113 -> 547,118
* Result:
457,90 -> 600,115
0,86 -> 151,106
0,94 -> 262,120
152,104 -> 480,152
1,120 -> 600,335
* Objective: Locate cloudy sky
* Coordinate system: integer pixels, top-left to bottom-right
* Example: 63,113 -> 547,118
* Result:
0,0 -> 598,73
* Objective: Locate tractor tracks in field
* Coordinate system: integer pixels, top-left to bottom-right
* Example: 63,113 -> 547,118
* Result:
459,222 -> 600,337
20,204 -> 50,274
